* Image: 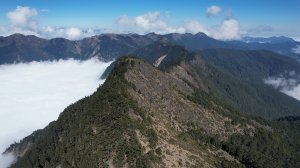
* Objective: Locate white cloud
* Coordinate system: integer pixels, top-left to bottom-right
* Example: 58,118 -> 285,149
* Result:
135,11 -> 161,30
0,6 -> 97,40
294,36 -> 300,42
116,11 -> 185,34
1,7 -> 243,40
284,85 -> 300,101
184,21 -> 210,35
66,27 -> 82,40
292,45 -> 300,54
0,24 -> 97,40
0,153 -> 15,168
116,15 -> 132,25
115,11 -> 242,40
41,27 -> 97,40
0,24 -> 40,37
0,58 -> 112,167
264,72 -> 300,101
0,6 -> 42,38
211,19 -> 241,40
206,5 -> 222,17
7,6 -> 38,29
264,77 -> 290,89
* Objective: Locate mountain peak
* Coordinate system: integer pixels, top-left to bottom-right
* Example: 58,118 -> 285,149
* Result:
194,32 -> 209,37
8,33 -> 25,37
145,32 -> 157,36
7,33 -> 42,40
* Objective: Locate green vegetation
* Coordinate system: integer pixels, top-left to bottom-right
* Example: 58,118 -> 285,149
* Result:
9,57 -> 160,168
134,40 -> 194,69
186,85 -> 300,168
8,54 -> 300,168
186,54 -> 300,119
199,49 -> 300,119
221,126 -> 300,168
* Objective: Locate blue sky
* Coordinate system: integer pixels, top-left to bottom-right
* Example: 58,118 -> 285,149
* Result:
0,0 -> 299,40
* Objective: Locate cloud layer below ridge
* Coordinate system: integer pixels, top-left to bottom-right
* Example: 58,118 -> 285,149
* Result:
264,71 -> 300,101
0,58 -> 112,168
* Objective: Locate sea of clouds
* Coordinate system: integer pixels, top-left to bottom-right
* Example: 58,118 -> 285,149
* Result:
0,58 -> 112,168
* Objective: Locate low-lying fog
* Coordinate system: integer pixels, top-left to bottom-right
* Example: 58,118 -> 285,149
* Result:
264,71 -> 300,101
0,58 -> 112,167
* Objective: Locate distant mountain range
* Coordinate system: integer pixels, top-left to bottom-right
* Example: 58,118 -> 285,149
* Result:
2,33 -> 300,167
0,33 -> 299,64
0,33 -> 155,64
241,36 -> 296,43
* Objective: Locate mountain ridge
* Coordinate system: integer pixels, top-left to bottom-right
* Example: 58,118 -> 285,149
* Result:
1,33 -> 300,64
6,56 -> 300,168
103,42 -> 300,119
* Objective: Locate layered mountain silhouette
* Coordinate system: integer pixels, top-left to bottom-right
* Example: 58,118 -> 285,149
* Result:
2,33 -> 300,167
0,33 -> 299,64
